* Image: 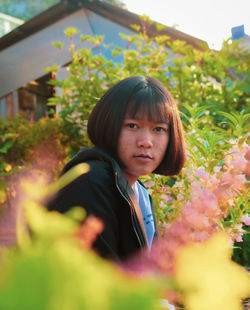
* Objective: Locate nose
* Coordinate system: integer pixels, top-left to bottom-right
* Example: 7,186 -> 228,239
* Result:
137,129 -> 153,148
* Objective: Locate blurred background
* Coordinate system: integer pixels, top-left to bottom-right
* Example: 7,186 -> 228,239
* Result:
0,0 -> 249,50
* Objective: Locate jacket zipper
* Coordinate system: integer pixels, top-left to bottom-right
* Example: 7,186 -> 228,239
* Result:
114,172 -> 145,248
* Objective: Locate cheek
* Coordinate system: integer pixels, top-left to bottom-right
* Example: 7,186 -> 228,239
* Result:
118,131 -> 133,148
117,132 -> 130,158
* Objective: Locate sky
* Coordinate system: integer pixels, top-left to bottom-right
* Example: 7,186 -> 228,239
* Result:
122,0 -> 250,50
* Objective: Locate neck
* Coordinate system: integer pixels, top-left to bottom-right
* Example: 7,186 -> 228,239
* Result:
122,170 -> 137,186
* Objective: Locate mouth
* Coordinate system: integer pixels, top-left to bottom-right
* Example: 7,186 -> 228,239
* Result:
133,154 -> 153,160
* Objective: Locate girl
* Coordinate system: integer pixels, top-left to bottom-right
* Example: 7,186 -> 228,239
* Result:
48,76 -> 185,261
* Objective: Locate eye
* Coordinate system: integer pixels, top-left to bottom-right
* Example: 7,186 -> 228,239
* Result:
154,126 -> 167,132
126,123 -> 138,129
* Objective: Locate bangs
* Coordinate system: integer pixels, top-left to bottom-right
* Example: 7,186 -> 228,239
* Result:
126,86 -> 171,123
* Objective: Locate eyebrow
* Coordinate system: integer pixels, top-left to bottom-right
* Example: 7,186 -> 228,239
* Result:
124,117 -> 169,125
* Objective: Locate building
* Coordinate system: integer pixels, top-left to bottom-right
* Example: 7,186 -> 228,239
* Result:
0,12 -> 23,38
0,0 -> 207,121
231,24 -> 250,52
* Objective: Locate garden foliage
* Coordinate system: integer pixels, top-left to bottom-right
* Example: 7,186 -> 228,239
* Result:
0,117 -> 66,205
0,20 -> 250,309
0,165 -> 249,310
44,24 -> 250,265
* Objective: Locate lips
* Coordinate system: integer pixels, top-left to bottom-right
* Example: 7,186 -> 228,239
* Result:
133,154 -> 152,160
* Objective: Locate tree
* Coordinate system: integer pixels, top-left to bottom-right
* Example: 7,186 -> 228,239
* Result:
0,0 -> 59,21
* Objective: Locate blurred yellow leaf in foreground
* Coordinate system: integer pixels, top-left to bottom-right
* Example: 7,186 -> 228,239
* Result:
175,233 -> 250,310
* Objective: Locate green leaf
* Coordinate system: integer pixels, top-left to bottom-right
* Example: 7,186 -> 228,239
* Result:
112,47 -> 122,57
156,23 -> 166,32
119,33 -> 129,40
0,141 -> 13,154
130,24 -> 141,32
242,84 -> 250,93
52,41 -> 64,49
216,111 -> 238,127
44,63 -> 60,73
64,27 -> 79,37
139,14 -> 154,24
155,35 -> 170,45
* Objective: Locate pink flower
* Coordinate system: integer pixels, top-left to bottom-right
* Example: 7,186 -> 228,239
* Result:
201,192 -> 219,216
160,201 -> 167,209
161,194 -> 173,203
191,181 -> 203,195
177,194 -> 184,200
184,212 -> 210,230
224,148 -> 248,172
159,186 -> 170,192
241,214 -> 250,226
154,174 -> 161,178
213,166 -> 222,173
195,168 -> 210,181
144,181 -> 155,188
228,224 -> 245,243
235,234 -> 243,242
234,174 -> 247,184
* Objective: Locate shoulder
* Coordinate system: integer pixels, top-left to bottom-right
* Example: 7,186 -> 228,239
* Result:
61,147 -> 117,176
47,159 -> 118,213
77,159 -> 115,188
86,159 -> 113,178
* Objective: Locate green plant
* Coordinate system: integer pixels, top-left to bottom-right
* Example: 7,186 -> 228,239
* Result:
0,164 -> 249,310
0,116 -> 68,206
45,24 -> 249,156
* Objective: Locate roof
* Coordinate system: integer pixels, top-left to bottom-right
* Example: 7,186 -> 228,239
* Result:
0,12 -> 24,25
0,0 -> 207,52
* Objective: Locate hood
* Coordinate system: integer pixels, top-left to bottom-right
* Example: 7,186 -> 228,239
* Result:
61,147 -> 118,175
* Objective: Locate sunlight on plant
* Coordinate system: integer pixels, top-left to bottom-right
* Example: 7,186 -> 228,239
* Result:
21,163 -> 89,201
16,163 -> 89,250
175,233 -> 250,310
0,177 -> 164,310
2,171 -> 249,310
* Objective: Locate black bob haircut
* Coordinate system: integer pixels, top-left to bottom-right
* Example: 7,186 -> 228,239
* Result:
87,75 -> 186,176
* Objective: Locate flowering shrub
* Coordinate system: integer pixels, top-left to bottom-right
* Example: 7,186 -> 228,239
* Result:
0,167 -> 249,310
0,117 -> 68,208
44,26 -> 249,266
46,24 -> 249,155
141,125 -> 249,269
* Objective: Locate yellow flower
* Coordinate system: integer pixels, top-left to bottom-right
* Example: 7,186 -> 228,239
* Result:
4,163 -> 12,172
175,233 -> 250,310
0,189 -> 7,204
21,163 -> 89,201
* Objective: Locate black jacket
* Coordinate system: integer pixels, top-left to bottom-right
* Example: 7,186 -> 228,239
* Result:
47,147 -> 158,261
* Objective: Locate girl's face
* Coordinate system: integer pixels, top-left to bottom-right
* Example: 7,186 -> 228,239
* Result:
117,109 -> 169,185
